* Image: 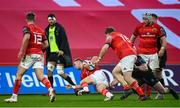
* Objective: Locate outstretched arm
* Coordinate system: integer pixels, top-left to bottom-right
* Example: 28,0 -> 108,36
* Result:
98,44 -> 110,61
93,35 -> 112,63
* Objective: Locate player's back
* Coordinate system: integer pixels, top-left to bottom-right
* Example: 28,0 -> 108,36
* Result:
109,32 -> 136,60
25,24 -> 46,55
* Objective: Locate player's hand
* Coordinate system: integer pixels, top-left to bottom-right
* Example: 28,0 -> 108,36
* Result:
65,84 -> 78,89
137,64 -> 148,72
91,56 -> 101,64
18,51 -> 24,60
57,50 -> 64,56
65,84 -> 72,89
158,49 -> 165,58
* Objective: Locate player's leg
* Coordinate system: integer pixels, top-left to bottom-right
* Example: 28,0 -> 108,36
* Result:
35,68 -> 55,102
112,65 -> 130,90
56,56 -> 78,95
154,55 -> 167,99
34,55 -> 55,102
157,52 -> 167,87
138,54 -> 152,98
47,61 -> 56,87
144,71 -> 179,100
112,65 -> 136,100
77,76 -> 94,95
152,82 -> 179,100
148,53 -> 164,100
120,68 -> 146,100
4,65 -> 27,103
4,55 -> 33,103
120,55 -> 146,100
57,63 -> 75,86
80,76 -> 94,90
96,84 -> 114,101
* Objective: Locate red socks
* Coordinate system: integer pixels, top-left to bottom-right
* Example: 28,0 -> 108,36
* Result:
13,79 -> 22,94
80,82 -> 88,87
123,85 -> 130,90
130,81 -> 144,96
101,89 -> 109,96
141,84 -> 151,97
146,85 -> 151,97
42,77 -> 51,89
13,77 -> 52,94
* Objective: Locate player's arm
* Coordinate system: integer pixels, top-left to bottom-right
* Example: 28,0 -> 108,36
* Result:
130,26 -> 139,44
42,40 -> 49,50
18,27 -> 30,60
66,84 -> 82,89
96,35 -> 112,63
158,27 -> 167,57
41,33 -> 49,52
130,34 -> 137,44
159,36 -> 166,57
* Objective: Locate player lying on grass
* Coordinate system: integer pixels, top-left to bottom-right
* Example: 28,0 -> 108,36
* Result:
67,57 -> 117,101
120,56 -> 179,100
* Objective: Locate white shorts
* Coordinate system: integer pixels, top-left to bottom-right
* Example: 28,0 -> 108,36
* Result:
139,53 -> 159,71
20,54 -> 44,69
117,55 -> 137,73
90,69 -> 114,87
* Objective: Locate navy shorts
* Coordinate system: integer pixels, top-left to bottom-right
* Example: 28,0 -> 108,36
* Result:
47,52 -> 65,64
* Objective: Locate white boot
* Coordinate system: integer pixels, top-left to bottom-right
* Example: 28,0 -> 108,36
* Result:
4,94 -> 17,103
155,93 -> 164,100
104,92 -> 114,101
49,88 -> 56,102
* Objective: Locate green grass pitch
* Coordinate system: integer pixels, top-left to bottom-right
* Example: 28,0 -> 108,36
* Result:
0,93 -> 180,107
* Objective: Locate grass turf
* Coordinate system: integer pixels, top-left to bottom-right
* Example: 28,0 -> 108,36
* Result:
0,93 -> 180,107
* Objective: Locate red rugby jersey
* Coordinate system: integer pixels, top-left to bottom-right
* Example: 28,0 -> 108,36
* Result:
23,24 -> 47,55
80,60 -> 100,80
133,23 -> 165,54
108,32 -> 137,60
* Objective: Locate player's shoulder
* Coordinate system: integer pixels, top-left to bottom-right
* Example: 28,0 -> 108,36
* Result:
109,32 -> 121,37
23,25 -> 30,30
35,25 -> 45,34
22,25 -> 31,34
152,23 -> 161,28
135,23 -> 143,29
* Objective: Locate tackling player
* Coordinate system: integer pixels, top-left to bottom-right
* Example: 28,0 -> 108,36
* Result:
93,27 -> 146,101
4,12 -> 55,103
120,56 -> 179,100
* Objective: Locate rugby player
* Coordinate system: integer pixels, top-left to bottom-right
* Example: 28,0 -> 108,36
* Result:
4,12 -> 55,103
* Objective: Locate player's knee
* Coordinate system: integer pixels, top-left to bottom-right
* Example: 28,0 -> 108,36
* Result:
37,76 -> 44,81
57,65 -> 64,74
16,72 -> 23,80
47,63 -> 55,72
112,69 -> 118,76
156,68 -> 162,73
47,70 -> 52,77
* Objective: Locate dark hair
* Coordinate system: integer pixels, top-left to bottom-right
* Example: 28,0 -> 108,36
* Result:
74,58 -> 83,62
105,27 -> 115,34
151,13 -> 158,19
48,13 -> 56,18
26,12 -> 35,21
